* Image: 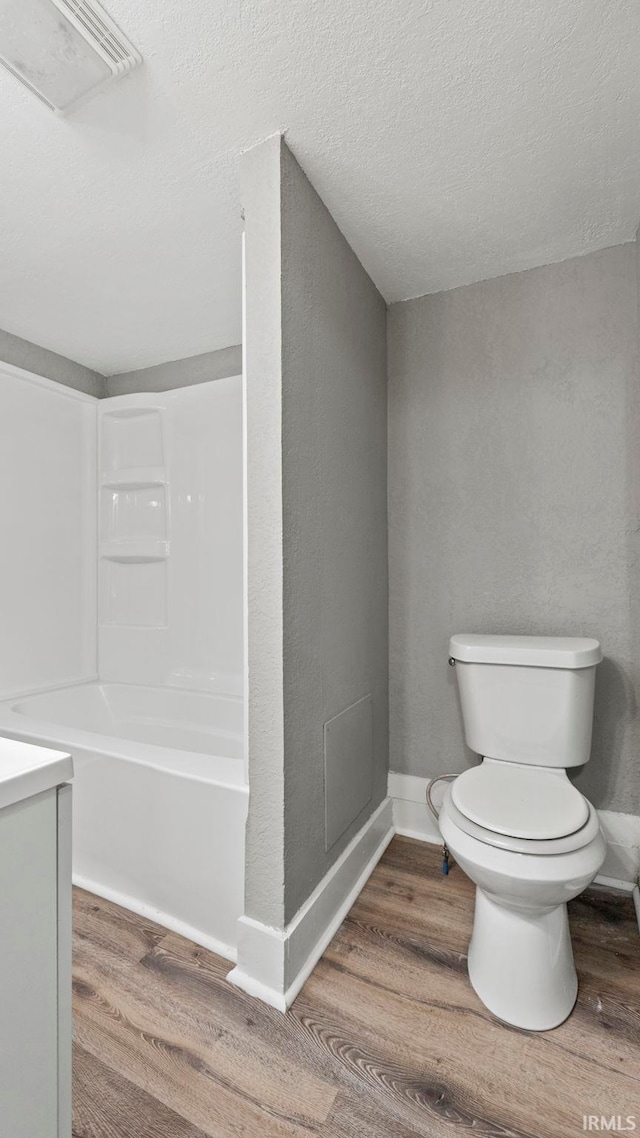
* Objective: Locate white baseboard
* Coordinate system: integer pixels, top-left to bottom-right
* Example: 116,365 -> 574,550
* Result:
227,797 -> 394,1010
596,810 -> 640,886
227,918 -> 289,1011
388,771 -> 442,844
73,873 -> 237,964
387,771 -> 640,892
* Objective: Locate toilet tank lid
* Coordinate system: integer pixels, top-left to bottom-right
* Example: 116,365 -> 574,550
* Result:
449,634 -> 602,669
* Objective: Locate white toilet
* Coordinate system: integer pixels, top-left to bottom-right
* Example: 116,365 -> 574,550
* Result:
439,633 -> 606,1032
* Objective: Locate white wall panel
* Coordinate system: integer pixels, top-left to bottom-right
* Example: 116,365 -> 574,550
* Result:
98,377 -> 243,694
0,365 -> 97,698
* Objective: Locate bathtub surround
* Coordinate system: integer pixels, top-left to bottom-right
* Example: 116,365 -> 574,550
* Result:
0,365 -> 247,959
0,366 -> 243,703
0,326 -> 104,397
105,345 -> 242,396
388,243 -> 640,820
98,379 -> 243,693
0,366 -> 97,699
92,377 -> 246,953
231,135 -> 390,1008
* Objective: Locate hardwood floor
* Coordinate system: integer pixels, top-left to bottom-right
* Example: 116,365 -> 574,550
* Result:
72,837 -> 640,1138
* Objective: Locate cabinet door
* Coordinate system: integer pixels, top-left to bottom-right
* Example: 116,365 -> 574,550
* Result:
0,788 -> 58,1138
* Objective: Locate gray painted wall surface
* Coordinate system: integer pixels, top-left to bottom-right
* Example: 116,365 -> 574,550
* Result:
0,327 -> 104,397
242,136 -> 389,928
388,243 -> 640,815
280,142 -> 388,921
105,345 -> 242,396
0,329 -> 241,399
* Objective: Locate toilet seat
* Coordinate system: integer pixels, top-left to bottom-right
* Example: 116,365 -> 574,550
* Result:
452,760 -> 589,840
442,784 -> 600,856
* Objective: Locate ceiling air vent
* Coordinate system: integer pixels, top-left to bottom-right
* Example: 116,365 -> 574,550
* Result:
0,0 -> 142,113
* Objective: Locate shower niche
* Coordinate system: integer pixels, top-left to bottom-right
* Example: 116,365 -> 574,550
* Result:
99,403 -> 169,630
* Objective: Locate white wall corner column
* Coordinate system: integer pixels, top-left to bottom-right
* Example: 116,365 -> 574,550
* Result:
234,132 -> 389,1007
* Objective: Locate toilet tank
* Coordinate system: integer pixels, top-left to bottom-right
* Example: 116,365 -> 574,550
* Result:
449,634 -> 602,768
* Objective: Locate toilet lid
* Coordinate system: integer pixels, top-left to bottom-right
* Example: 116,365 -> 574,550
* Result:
451,763 -> 590,840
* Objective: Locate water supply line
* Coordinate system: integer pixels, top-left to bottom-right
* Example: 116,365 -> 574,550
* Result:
426,773 -> 458,875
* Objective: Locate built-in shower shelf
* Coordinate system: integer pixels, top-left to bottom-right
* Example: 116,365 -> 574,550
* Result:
101,466 -> 167,489
100,540 -> 169,563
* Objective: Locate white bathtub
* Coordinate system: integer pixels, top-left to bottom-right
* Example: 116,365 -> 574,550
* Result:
0,682 -> 247,961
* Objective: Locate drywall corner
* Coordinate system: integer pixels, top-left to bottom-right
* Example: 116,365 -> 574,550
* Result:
241,134 -> 388,939
241,133 -> 287,931
229,798 -> 394,1009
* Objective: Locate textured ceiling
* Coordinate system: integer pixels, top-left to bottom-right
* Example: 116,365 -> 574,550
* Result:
1,0 -> 639,373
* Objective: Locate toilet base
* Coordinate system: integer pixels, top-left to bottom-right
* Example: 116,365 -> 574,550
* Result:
468,888 -> 578,1031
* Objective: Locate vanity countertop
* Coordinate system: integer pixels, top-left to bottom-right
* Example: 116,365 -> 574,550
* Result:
0,736 -> 72,812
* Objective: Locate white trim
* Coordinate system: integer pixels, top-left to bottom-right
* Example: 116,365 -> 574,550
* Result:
388,770 -> 442,844
241,230 -> 249,785
73,873 -> 237,964
82,399 -> 99,680
593,875 -> 636,894
0,360 -> 98,403
387,771 -> 640,889
227,797 -> 394,1010
596,809 -> 640,885
227,918 -> 289,1012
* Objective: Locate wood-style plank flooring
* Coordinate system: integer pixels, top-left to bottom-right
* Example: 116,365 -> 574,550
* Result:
72,837 -> 640,1137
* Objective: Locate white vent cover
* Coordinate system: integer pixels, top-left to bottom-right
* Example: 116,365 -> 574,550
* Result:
0,0 -> 141,113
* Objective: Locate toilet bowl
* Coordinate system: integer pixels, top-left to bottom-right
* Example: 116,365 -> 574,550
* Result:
443,633 -> 606,1031
439,775 -> 605,1030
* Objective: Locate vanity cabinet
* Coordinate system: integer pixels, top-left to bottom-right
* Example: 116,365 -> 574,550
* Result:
0,747 -> 72,1138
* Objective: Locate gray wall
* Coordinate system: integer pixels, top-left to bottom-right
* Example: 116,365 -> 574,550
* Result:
105,345 -> 242,396
243,136 -> 389,928
0,327 -> 104,398
388,243 -> 640,815
0,328 -> 241,399
280,141 -> 388,920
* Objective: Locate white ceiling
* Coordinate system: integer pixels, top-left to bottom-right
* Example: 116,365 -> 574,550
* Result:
1,0 -> 639,375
